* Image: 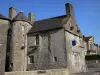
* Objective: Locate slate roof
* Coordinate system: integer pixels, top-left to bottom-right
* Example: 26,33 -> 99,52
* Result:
0,14 -> 6,18
13,12 -> 29,22
28,15 -> 69,33
83,36 -> 87,42
94,43 -> 98,46
86,36 -> 93,40
83,36 -> 93,42
0,14 -> 9,20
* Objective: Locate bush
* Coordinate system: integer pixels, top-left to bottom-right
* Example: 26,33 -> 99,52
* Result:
85,55 -> 100,60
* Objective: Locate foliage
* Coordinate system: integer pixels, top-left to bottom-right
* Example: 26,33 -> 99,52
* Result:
85,55 -> 100,60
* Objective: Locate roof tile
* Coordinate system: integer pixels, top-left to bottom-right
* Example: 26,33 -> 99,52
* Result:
13,12 -> 28,21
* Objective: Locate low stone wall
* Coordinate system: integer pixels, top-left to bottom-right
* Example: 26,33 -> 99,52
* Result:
86,60 -> 100,73
5,68 -> 69,75
86,60 -> 100,68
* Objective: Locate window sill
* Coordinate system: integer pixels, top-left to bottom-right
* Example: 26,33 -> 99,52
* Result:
29,45 -> 40,48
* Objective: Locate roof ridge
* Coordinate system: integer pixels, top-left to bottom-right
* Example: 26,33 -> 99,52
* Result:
36,15 -> 67,22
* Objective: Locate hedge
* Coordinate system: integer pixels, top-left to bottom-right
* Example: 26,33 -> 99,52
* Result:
85,55 -> 100,60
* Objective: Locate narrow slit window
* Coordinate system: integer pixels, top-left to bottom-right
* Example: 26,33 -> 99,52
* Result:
54,57 -> 57,62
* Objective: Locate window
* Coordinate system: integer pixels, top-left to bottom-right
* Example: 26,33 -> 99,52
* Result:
35,35 -> 39,45
36,35 -> 39,45
54,57 -> 57,62
10,63 -> 13,67
29,56 -> 34,64
72,40 -> 76,46
34,34 -> 42,46
53,57 -> 58,62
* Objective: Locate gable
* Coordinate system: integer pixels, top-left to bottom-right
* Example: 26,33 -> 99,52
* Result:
64,17 -> 82,37
89,37 -> 94,41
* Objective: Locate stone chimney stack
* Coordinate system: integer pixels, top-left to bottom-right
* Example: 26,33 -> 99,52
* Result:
65,3 -> 75,16
28,13 -> 36,23
65,3 -> 76,25
9,7 -> 17,19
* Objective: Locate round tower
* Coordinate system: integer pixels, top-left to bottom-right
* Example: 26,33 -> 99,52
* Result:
10,11 -> 32,71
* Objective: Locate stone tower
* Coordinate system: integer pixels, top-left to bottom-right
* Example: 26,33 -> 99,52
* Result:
9,9 -> 32,71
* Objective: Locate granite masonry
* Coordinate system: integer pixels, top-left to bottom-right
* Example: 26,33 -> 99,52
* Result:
0,3 -> 89,75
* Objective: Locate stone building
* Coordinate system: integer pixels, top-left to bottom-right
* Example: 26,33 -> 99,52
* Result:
86,36 -> 94,52
83,35 -> 88,55
93,44 -> 98,54
0,15 -> 9,75
0,3 -> 86,75
98,46 -> 100,54
83,36 -> 99,55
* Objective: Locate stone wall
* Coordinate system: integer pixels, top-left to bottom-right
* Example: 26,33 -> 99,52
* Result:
86,60 -> 100,68
86,60 -> 100,73
0,19 -> 9,75
65,31 -> 86,73
5,68 -> 69,75
10,21 -> 32,71
27,29 -> 67,70
49,29 -> 67,69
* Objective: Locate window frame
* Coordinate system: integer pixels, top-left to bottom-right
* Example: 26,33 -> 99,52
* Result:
28,56 -> 34,64
34,34 -> 40,45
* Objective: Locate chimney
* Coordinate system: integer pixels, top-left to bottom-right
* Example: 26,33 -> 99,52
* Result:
28,13 -> 36,23
65,3 -> 76,25
65,3 -> 75,16
9,7 -> 17,19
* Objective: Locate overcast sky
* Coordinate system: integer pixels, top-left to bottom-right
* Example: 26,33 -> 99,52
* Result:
0,0 -> 100,45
